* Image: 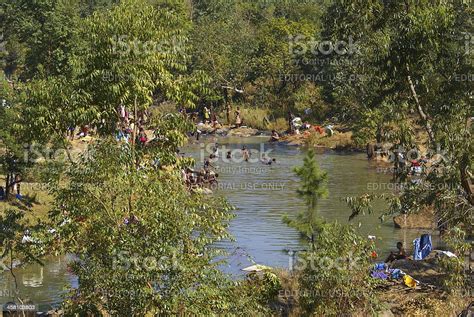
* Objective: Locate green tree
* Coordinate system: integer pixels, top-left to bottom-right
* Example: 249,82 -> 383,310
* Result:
283,149 -> 379,315
74,0 -> 194,134
44,134 -> 268,315
323,0 -> 473,223
0,76 -> 31,200
283,149 -> 328,250
327,0 -> 473,294
0,0 -> 82,79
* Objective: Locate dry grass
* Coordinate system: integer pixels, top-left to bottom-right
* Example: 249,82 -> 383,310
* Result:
227,107 -> 288,132
305,130 -> 354,149
238,107 -> 271,130
267,118 -> 289,133
281,129 -> 357,150
380,290 -> 473,316
273,269 -> 301,317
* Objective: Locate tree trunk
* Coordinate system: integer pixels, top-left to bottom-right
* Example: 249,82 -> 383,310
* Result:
406,65 -> 435,143
5,173 -> 10,200
459,152 -> 474,206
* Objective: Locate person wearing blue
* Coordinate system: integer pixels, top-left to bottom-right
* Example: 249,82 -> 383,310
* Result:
0,186 -> 5,200
413,234 -> 432,260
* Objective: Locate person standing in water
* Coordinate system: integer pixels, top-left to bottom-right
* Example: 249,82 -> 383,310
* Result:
235,107 -> 242,128
287,111 -> 294,133
242,146 -> 250,162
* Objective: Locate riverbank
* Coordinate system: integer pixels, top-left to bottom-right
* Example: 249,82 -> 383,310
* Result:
196,121 -> 361,152
273,253 -> 473,316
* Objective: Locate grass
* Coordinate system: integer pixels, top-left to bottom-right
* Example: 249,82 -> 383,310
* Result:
305,130 -> 355,149
0,177 -> 53,223
281,128 -> 357,150
218,106 -> 289,132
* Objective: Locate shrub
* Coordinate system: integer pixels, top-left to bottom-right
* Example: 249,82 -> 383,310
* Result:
295,222 -> 381,316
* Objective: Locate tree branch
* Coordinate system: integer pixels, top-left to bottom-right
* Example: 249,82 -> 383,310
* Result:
406,64 -> 435,143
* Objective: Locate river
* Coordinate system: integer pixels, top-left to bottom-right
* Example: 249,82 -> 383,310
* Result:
0,136 -> 439,310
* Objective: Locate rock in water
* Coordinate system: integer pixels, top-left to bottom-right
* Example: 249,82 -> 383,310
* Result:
393,207 -> 436,229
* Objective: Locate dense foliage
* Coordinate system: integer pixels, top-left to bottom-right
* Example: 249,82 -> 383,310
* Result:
0,0 -> 472,314
296,222 -> 380,316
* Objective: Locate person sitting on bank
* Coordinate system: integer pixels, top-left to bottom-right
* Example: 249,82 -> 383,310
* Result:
385,242 -> 407,263
0,186 -> 5,200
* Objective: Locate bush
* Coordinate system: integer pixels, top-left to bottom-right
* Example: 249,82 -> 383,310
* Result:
238,107 -> 271,130
295,222 -> 381,316
224,106 -> 288,132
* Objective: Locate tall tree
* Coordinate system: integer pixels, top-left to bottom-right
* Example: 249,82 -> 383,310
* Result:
325,0 -> 473,231
283,149 -> 328,250
0,0 -> 82,79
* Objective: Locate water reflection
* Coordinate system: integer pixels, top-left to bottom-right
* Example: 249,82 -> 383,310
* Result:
0,255 -> 77,310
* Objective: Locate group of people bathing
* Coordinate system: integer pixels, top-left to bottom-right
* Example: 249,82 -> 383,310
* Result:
181,143 -> 277,190
181,144 -> 220,190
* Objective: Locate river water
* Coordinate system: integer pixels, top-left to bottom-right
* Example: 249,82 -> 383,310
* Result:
0,136 -> 438,310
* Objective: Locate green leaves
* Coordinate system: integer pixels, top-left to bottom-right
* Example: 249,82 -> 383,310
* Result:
44,136 -> 262,315
283,149 -> 328,248
297,221 -> 380,315
74,0 -> 196,134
